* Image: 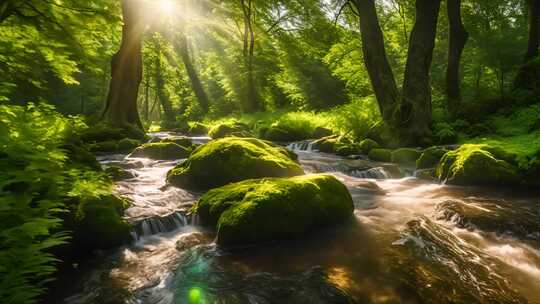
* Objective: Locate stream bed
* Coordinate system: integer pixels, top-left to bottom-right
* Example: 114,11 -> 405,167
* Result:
58,133 -> 540,304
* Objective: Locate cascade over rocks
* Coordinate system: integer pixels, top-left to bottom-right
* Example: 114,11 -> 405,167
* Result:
192,174 -> 354,246
436,144 -> 521,185
167,137 -> 304,190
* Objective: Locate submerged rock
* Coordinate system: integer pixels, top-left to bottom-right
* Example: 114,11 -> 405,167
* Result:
208,122 -> 252,139
436,199 -> 540,243
105,165 -> 136,181
436,144 -> 521,186
192,174 -> 354,246
129,142 -> 191,160
391,148 -> 422,167
368,148 -> 392,162
167,137 -> 304,190
416,146 -> 449,170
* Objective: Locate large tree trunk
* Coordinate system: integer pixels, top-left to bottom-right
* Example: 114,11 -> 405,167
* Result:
400,0 -> 442,146
175,33 -> 210,112
154,47 -> 176,126
241,0 -> 260,112
102,0 -> 144,130
351,0 -> 399,122
446,0 -> 468,116
525,0 -> 540,61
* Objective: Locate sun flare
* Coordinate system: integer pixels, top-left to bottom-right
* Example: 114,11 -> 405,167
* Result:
157,0 -> 177,17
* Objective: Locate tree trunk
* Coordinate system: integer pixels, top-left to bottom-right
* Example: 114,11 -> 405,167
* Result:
446,0 -> 468,116
175,33 -> 210,111
241,0 -> 259,112
525,0 -> 540,61
102,0 -> 144,130
143,73 -> 150,121
154,48 -> 175,126
400,0 -> 442,146
351,0 -> 399,122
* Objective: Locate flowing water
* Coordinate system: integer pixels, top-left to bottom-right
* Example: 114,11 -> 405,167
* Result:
58,134 -> 540,304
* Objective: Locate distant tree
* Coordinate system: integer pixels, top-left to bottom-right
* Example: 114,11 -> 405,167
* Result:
525,0 -> 540,61
446,0 -> 469,115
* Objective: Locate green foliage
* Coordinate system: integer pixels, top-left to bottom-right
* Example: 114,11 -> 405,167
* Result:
192,174 -> 354,246
0,103 -> 124,303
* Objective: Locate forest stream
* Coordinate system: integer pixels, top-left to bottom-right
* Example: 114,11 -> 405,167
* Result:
56,133 -> 540,304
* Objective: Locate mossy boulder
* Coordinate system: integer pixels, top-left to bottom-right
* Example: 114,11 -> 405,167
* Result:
167,137 -> 304,190
117,138 -> 141,152
312,135 -> 357,155
192,174 -> 354,246
392,148 -> 422,167
262,123 -> 311,142
188,122 -> 209,136
81,123 -> 146,143
160,136 -> 192,147
416,147 -> 449,170
312,127 -> 333,139
312,135 -> 339,153
368,148 -> 392,162
208,122 -> 252,139
358,139 -> 380,154
105,166 -> 136,181
129,142 -> 191,160
68,194 -> 131,250
436,144 -> 521,186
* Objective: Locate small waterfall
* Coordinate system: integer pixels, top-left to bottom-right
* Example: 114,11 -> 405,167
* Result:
287,141 -> 314,152
349,167 -> 389,179
132,211 -> 189,240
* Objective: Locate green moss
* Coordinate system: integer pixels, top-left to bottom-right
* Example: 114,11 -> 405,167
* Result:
167,137 -> 304,190
160,136 -> 192,147
392,148 -> 422,167
312,127 -> 333,139
368,148 -> 392,162
72,194 -> 131,250
366,121 -> 399,148
192,174 -> 354,246
208,122 -> 252,139
117,138 -> 141,152
62,142 -> 101,170
81,123 -> 146,143
312,135 -> 339,153
129,142 -> 191,160
436,144 -> 521,186
358,139 -> 380,154
88,140 -> 119,153
416,147 -> 449,170
188,122 -> 209,135
262,123 -> 312,142
312,135 -> 356,155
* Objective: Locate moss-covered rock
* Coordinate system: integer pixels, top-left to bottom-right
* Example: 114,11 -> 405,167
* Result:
436,144 -> 521,186
81,123 -> 146,143
160,136 -> 192,147
129,142 -> 191,160
358,139 -> 380,154
68,194 -> 131,250
192,174 -> 354,246
312,135 -> 339,153
208,122 -> 252,139
312,127 -> 333,139
312,135 -> 357,155
105,166 -> 136,181
188,122 -> 209,136
392,148 -> 422,167
117,138 -> 141,152
167,137 -> 304,190
368,148 -> 392,162
417,147 -> 449,170
262,123 -> 311,142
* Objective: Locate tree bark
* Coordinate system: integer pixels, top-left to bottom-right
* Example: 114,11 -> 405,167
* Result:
400,0 -> 442,146
102,0 -> 144,130
175,33 -> 210,112
525,0 -> 540,61
446,0 -> 468,115
351,0 -> 399,122
240,0 -> 260,112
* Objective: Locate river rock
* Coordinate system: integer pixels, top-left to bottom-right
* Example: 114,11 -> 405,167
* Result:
129,142 -> 191,160
192,174 -> 354,246
160,136 -> 192,147
358,139 -> 380,154
416,147 -> 449,170
391,148 -> 422,167
188,122 -> 209,136
436,144 -> 521,186
167,137 -> 304,190
368,148 -> 392,162
105,165 -> 136,181
208,122 -> 252,139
